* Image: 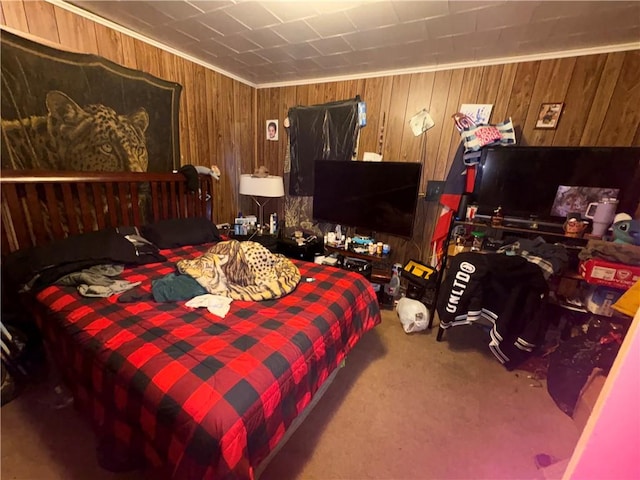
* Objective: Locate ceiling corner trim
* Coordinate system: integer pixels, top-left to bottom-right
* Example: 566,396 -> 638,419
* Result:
256,41 -> 640,89
49,0 -> 257,88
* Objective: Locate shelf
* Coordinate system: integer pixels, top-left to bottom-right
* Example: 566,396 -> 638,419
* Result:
454,220 -> 591,243
325,245 -> 391,261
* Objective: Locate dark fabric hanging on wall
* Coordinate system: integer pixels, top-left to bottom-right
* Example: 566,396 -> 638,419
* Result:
288,97 -> 360,196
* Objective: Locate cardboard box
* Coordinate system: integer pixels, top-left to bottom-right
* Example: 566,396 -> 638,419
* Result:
579,258 -> 640,290
585,285 -> 625,317
572,368 -> 607,432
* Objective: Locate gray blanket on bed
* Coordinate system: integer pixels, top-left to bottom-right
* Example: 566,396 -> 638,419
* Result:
56,264 -> 141,297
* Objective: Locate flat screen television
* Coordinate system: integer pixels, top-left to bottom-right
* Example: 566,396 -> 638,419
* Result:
474,146 -> 640,227
312,160 -> 422,238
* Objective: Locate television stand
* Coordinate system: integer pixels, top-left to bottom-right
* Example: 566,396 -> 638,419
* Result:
325,245 -> 392,285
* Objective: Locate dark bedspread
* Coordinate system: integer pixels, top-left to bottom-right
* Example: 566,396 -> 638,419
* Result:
32,244 -> 381,479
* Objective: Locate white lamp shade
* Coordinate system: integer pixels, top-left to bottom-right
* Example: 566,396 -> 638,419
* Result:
239,174 -> 285,197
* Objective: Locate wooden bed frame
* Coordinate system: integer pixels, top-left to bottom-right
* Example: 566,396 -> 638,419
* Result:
0,168 -> 347,478
1,170 -> 215,254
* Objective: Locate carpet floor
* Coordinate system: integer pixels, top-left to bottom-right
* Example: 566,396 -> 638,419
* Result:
1,310 -> 580,479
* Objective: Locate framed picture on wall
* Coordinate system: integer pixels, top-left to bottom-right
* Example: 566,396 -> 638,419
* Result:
266,119 -> 279,141
535,103 -> 564,129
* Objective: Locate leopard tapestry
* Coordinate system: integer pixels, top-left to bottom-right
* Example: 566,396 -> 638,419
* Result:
1,30 -> 181,173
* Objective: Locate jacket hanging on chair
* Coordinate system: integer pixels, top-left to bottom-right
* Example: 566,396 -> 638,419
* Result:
437,251 -> 550,370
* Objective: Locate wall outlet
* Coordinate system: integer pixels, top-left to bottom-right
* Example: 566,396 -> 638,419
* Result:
425,181 -> 446,202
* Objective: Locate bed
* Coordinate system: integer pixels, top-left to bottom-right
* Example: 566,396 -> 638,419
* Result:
0,170 -> 381,479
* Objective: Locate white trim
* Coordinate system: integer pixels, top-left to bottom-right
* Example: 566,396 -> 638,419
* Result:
517,337 -> 536,349
482,308 -> 498,323
46,0 -> 257,88
45,0 -> 639,90
258,42 -> 640,89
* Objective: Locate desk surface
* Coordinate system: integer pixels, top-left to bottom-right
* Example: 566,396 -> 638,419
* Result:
325,245 -> 393,284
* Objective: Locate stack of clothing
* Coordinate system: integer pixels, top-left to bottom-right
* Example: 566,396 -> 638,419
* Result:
497,236 -> 568,278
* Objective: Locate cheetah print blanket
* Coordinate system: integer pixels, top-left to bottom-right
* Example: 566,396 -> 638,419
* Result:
176,240 -> 301,301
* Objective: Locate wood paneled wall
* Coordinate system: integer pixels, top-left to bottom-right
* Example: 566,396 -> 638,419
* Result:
0,0 -> 254,225
257,51 -> 640,264
3,0 -> 637,256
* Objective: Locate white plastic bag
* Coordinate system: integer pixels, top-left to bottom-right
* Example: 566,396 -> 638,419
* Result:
396,297 -> 429,333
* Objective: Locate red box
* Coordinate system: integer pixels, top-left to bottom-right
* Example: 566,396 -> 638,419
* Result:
579,258 -> 640,290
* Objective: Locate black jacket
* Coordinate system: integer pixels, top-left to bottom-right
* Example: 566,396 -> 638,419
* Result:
437,252 -> 549,369
2,228 -> 165,292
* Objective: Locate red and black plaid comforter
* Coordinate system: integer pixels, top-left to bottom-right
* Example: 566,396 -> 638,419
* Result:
32,244 -> 381,479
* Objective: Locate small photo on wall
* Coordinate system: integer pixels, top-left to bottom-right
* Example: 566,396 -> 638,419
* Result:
535,103 -> 564,129
266,119 -> 278,141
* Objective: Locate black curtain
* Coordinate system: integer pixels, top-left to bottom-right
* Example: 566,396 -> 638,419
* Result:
288,97 -> 360,196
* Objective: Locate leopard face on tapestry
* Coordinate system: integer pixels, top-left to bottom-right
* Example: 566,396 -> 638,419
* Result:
1,30 -> 182,235
2,90 -> 151,172
1,30 -> 182,173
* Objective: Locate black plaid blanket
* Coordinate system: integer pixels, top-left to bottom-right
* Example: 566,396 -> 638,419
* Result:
32,244 -> 381,479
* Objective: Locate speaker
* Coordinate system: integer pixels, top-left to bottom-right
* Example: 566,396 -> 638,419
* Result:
342,257 -> 372,280
457,193 -> 470,220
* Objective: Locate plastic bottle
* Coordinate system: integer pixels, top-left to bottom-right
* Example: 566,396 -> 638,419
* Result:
384,269 -> 401,303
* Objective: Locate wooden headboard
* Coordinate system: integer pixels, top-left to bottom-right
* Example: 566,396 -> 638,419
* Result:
1,170 -> 215,254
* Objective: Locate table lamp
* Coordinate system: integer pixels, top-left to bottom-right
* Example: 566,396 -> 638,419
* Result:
239,173 -> 284,233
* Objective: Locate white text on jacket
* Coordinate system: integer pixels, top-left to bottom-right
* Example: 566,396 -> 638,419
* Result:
445,261 -> 476,313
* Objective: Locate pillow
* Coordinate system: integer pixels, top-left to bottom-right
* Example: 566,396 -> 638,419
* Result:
141,217 -> 221,249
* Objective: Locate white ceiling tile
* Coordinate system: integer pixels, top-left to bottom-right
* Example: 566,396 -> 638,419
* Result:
245,64 -> 278,77
186,1 -> 234,13
531,1 -> 601,22
148,1 -> 203,21
293,58 -> 322,72
433,49 -> 475,64
212,55 -> 249,72
149,25 -> 198,46
586,6 -> 640,31
451,29 -> 501,52
336,49 -> 380,66
312,54 -> 350,69
473,44 -> 513,62
224,2 -> 281,29
243,28 -> 288,48
475,2 -> 537,31
305,12 -> 357,38
398,39 -> 438,58
215,34 -> 260,53
279,43 -> 321,60
391,1 -> 450,22
344,20 -> 427,50
171,19 -> 219,39
494,24 -> 521,44
178,42 -> 214,58
207,40 -> 239,57
122,2 -> 175,26
271,20 -> 320,43
270,61 -> 298,74
426,36 -> 455,55
449,1 -> 503,15
256,47 -> 294,63
345,2 -> 400,30
313,2 -> 366,15
118,13 -> 157,32
261,2 -> 318,22
199,11 -> 249,35
425,11 -> 477,38
71,0 -> 640,85
308,36 -> 353,56
234,51 -> 270,66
